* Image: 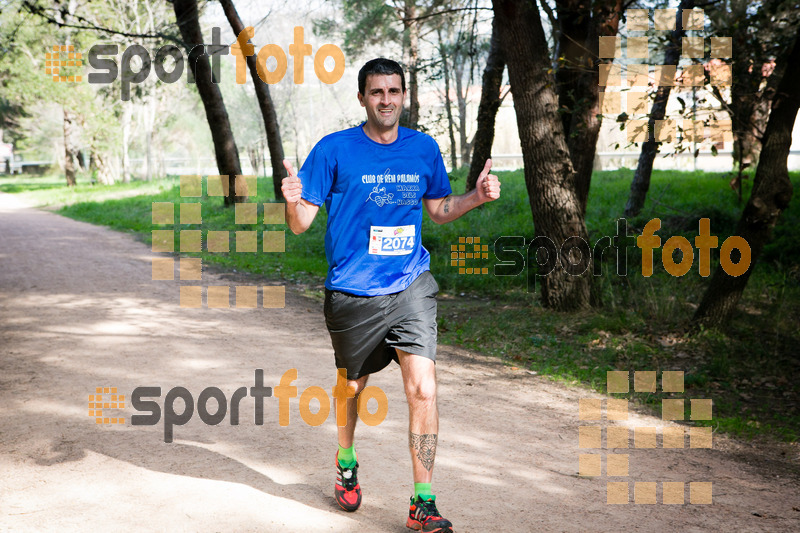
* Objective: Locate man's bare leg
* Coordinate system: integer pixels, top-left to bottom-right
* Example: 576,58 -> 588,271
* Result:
333,372 -> 369,513
397,349 -> 438,484
397,349 -> 452,531
336,374 -> 369,448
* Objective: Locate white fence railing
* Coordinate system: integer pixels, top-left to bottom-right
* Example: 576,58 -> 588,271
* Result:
7,150 -> 800,177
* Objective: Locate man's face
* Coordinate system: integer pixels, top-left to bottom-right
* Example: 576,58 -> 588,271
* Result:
358,73 -> 405,130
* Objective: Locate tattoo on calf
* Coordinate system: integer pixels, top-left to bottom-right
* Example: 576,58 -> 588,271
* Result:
409,431 -> 438,471
443,196 -> 451,214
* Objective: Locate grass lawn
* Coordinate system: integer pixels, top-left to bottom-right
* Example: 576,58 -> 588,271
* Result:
3,168 -> 799,442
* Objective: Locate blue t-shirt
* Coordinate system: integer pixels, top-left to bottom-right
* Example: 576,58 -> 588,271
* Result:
299,124 -> 452,296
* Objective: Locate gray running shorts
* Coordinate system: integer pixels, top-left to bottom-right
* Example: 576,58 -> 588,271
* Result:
323,270 -> 439,380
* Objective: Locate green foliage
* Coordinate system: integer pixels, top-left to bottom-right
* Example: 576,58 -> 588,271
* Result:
1,6 -> 98,111
313,0 -> 401,58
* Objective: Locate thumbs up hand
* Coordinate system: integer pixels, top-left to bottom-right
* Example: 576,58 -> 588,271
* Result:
475,158 -> 500,203
281,159 -> 303,204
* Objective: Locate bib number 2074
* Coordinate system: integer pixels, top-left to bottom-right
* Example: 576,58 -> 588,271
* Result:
369,225 -> 416,256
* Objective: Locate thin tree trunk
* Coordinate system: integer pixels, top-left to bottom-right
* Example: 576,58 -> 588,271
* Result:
455,59 -> 470,167
91,150 -> 115,185
402,0 -> 420,129
260,139 -> 267,180
692,27 -> 799,327
438,29 -> 458,170
219,0 -> 286,200
173,0 -> 243,205
63,108 -> 78,187
467,16 -> 504,191
726,59 -> 782,198
729,75 -> 759,170
555,0 -> 591,137
145,100 -> 155,181
493,0 -> 592,311
158,149 -> 166,179
722,57 -> 759,201
247,145 -> 258,175
625,0 -> 694,217
121,100 -> 131,183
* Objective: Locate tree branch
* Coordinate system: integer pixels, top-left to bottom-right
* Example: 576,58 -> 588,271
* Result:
403,6 -> 493,24
694,0 -> 724,7
538,0 -> 557,31
21,1 -> 182,46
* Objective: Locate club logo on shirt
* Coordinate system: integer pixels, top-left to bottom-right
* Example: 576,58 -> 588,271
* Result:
366,185 -> 395,207
362,168 -> 421,207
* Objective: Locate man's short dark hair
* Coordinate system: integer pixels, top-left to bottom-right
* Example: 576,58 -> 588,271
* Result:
358,58 -> 406,95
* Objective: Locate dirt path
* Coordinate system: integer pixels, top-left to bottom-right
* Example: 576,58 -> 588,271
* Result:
0,192 -> 798,532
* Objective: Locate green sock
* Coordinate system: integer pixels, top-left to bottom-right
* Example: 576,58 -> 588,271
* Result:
337,445 -> 356,468
414,482 -> 434,500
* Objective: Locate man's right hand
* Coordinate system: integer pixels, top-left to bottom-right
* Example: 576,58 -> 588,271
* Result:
281,159 -> 302,204
281,159 -> 319,235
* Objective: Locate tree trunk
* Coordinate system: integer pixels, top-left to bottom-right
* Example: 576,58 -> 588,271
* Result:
555,0 -> 622,215
219,0 -> 286,200
493,0 -> 592,311
247,145 -> 259,175
467,16 -> 504,192
173,0 -> 243,205
455,58 -> 470,168
625,0 -> 695,217
693,27 -> 799,327
121,100 -> 131,183
729,74 -> 759,170
726,58 -> 781,198
724,58 -> 760,201
63,108 -> 78,187
554,0 -> 591,137
145,101 -> 155,181
438,29 -> 458,170
402,0 -> 420,129
91,150 -> 116,185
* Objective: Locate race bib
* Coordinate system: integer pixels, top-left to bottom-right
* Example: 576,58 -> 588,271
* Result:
369,225 -> 416,255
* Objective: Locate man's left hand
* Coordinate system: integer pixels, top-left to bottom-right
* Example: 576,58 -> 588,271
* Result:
475,158 -> 501,204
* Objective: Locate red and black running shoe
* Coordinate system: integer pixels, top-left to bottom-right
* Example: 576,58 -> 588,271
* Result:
334,453 -> 362,512
406,495 -> 453,532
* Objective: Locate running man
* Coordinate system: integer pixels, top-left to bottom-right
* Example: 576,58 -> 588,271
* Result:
282,58 -> 500,533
